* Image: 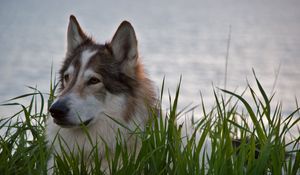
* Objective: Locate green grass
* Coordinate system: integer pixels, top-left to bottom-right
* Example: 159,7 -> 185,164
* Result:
0,73 -> 299,175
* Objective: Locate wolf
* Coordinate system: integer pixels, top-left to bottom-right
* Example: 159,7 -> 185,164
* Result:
46,15 -> 156,173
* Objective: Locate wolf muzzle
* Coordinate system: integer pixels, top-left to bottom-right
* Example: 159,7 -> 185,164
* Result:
49,100 -> 69,121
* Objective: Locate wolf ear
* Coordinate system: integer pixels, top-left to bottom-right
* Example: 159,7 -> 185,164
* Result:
111,21 -> 138,77
67,15 -> 87,55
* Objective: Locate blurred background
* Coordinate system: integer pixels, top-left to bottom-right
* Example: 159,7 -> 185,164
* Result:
0,0 -> 300,116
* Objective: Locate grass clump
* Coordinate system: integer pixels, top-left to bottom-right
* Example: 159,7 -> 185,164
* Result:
0,73 -> 299,174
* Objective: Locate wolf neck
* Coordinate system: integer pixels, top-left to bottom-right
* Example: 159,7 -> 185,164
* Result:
123,73 -> 156,123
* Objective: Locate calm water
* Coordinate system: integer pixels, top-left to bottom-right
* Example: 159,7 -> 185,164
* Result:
0,0 -> 300,117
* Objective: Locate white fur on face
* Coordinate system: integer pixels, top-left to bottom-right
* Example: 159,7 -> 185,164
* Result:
74,49 -> 98,86
69,50 -> 98,123
53,49 -> 99,125
83,69 -> 103,83
55,49 -> 128,126
80,49 -> 97,71
62,91 -> 127,126
65,65 -> 74,75
66,93 -> 104,124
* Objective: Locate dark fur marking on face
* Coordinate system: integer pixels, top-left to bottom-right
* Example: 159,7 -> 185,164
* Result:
59,39 -> 139,98
59,39 -> 94,94
85,44 -> 140,96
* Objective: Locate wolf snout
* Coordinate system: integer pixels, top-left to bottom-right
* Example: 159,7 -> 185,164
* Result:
49,100 -> 69,119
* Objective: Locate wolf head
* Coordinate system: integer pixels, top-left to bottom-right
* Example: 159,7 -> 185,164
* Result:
49,15 -> 155,128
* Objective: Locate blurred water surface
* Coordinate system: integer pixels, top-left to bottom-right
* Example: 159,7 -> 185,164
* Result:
0,0 -> 300,116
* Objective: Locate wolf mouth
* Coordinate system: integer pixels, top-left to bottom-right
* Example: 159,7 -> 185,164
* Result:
53,118 -> 93,128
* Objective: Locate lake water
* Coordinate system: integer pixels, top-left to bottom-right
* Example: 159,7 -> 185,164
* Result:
0,0 -> 300,117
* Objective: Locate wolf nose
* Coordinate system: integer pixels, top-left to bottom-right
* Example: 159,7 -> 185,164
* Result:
49,100 -> 69,119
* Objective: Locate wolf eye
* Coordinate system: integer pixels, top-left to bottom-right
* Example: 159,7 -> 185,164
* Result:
64,74 -> 69,82
87,77 -> 101,85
